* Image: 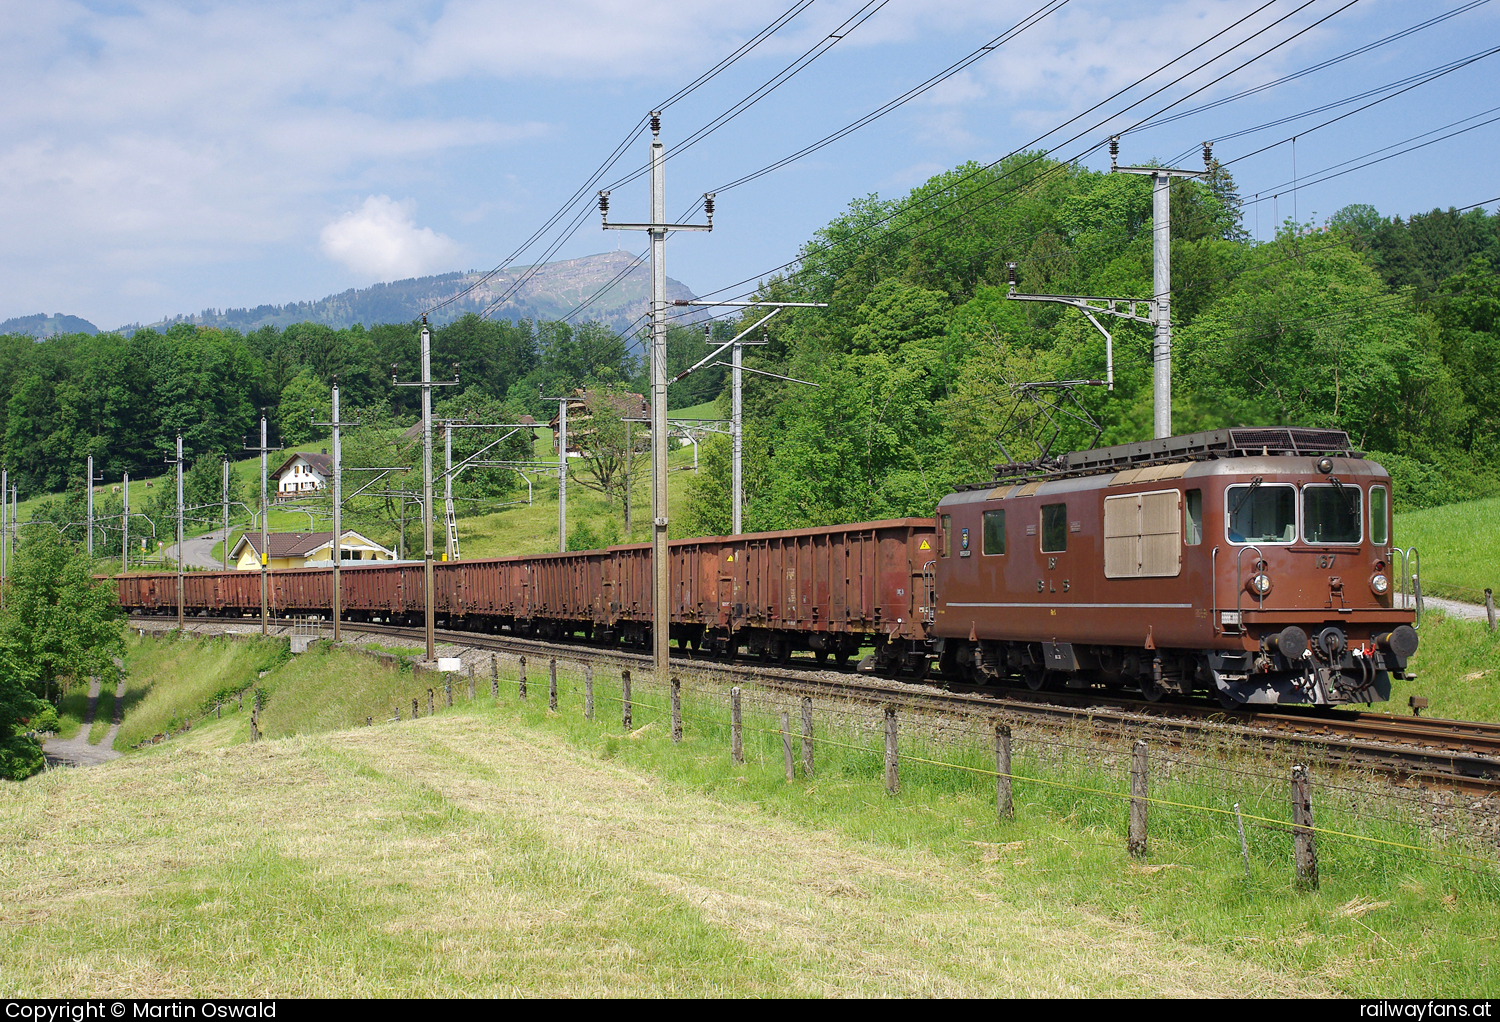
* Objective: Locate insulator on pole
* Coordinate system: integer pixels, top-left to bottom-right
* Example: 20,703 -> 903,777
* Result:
704,323 -> 711,341
1203,141 -> 1213,170
1007,261 -> 1018,287
598,190 -> 609,217
1109,136 -> 1119,169
650,111 -> 661,136
703,193 -> 715,218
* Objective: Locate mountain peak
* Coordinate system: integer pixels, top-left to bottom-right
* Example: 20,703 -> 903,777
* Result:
118,251 -> 697,334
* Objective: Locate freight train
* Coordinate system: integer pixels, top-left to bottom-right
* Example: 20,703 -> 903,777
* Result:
114,427 -> 1419,708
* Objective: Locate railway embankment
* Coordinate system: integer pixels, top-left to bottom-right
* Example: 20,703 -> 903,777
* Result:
11,625 -> 1500,997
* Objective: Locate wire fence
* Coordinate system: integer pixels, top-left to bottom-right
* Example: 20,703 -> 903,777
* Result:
130,623 -> 1500,884
409,645 -> 1500,883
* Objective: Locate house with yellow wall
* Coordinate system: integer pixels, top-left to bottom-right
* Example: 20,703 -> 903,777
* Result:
230,530 -> 397,570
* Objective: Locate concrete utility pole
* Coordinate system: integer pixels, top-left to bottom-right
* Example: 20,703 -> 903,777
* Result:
1,467 -> 7,596
164,436 -> 186,630
85,454 -> 102,560
541,392 -> 571,552
393,320 -> 459,661
312,379 -> 358,642
1111,139 -> 1210,439
432,418 -> 542,554
245,412 -> 282,636
672,300 -> 826,534
221,459 -> 230,571
122,472 -> 130,574
443,422 -> 456,560
600,112 -> 714,675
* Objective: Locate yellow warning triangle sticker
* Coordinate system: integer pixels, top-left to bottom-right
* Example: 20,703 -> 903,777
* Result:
726,553 -> 734,562
919,540 -> 931,550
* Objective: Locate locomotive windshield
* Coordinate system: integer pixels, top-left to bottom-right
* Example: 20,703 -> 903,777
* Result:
1226,482 -> 1296,543
1302,484 -> 1362,545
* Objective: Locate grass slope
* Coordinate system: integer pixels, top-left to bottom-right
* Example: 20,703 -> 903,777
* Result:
111,632 -> 288,750
1393,612 -> 1500,722
9,636 -> 1494,996
1395,497 -> 1500,602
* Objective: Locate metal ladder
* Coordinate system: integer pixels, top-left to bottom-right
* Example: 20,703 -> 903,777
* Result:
444,497 -> 461,561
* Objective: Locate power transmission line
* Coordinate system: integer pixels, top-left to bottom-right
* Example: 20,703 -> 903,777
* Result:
423,0 -> 818,318
1126,0 -> 1491,136
665,0 -> 1360,313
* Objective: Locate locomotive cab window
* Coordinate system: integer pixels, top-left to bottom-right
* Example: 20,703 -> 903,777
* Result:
1184,489 -> 1203,545
1226,482 -> 1296,544
1369,486 -> 1389,546
1302,483 -> 1361,545
982,509 -> 1006,555
1040,503 -> 1067,553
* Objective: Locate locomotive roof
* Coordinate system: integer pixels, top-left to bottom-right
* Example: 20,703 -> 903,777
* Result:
955,427 -> 1364,492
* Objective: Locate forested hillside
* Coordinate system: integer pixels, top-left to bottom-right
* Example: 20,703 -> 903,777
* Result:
682,153 -> 1500,533
2,151 -> 1496,546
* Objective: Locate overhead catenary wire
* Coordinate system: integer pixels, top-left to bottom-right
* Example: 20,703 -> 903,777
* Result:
422,0 -> 819,318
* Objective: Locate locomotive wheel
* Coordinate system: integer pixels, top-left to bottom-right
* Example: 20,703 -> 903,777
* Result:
1023,669 -> 1046,691
814,650 -> 828,665
1139,675 -> 1165,702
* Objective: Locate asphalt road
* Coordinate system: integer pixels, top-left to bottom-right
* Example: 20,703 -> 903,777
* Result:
162,527 -> 234,570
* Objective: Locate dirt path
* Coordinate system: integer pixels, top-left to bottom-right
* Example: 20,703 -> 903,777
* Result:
43,677 -> 125,768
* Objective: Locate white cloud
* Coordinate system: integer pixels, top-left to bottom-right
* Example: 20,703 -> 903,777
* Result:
319,196 -> 461,281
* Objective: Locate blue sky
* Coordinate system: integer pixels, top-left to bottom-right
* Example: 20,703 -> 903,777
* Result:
4,0 -> 1497,329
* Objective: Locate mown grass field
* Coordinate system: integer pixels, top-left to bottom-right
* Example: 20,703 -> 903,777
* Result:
8,634 -> 1498,997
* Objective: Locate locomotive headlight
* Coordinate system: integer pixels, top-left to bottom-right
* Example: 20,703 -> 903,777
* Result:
1370,573 -> 1390,595
1249,573 -> 1272,596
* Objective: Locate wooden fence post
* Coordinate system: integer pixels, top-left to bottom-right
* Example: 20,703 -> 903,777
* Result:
428,688 -> 434,716
1292,764 -> 1318,889
468,664 -> 475,701
445,678 -> 453,708
215,701 -> 221,720
884,706 -> 899,795
250,705 -> 257,742
1487,588 -> 1496,633
1129,740 -> 1148,858
237,692 -> 242,711
411,698 -> 418,720
730,687 -> 744,765
491,653 -> 499,698
621,669 -> 632,730
671,678 -> 682,743
800,696 -> 814,778
549,658 -> 559,712
995,722 -> 1012,820
394,704 -> 401,721
518,655 -> 527,701
584,664 -> 594,720
782,710 -> 794,782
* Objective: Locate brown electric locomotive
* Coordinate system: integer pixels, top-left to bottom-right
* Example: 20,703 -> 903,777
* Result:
927,427 -> 1419,707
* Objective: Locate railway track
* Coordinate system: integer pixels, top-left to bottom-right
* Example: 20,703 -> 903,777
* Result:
135,614 -> 1500,793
